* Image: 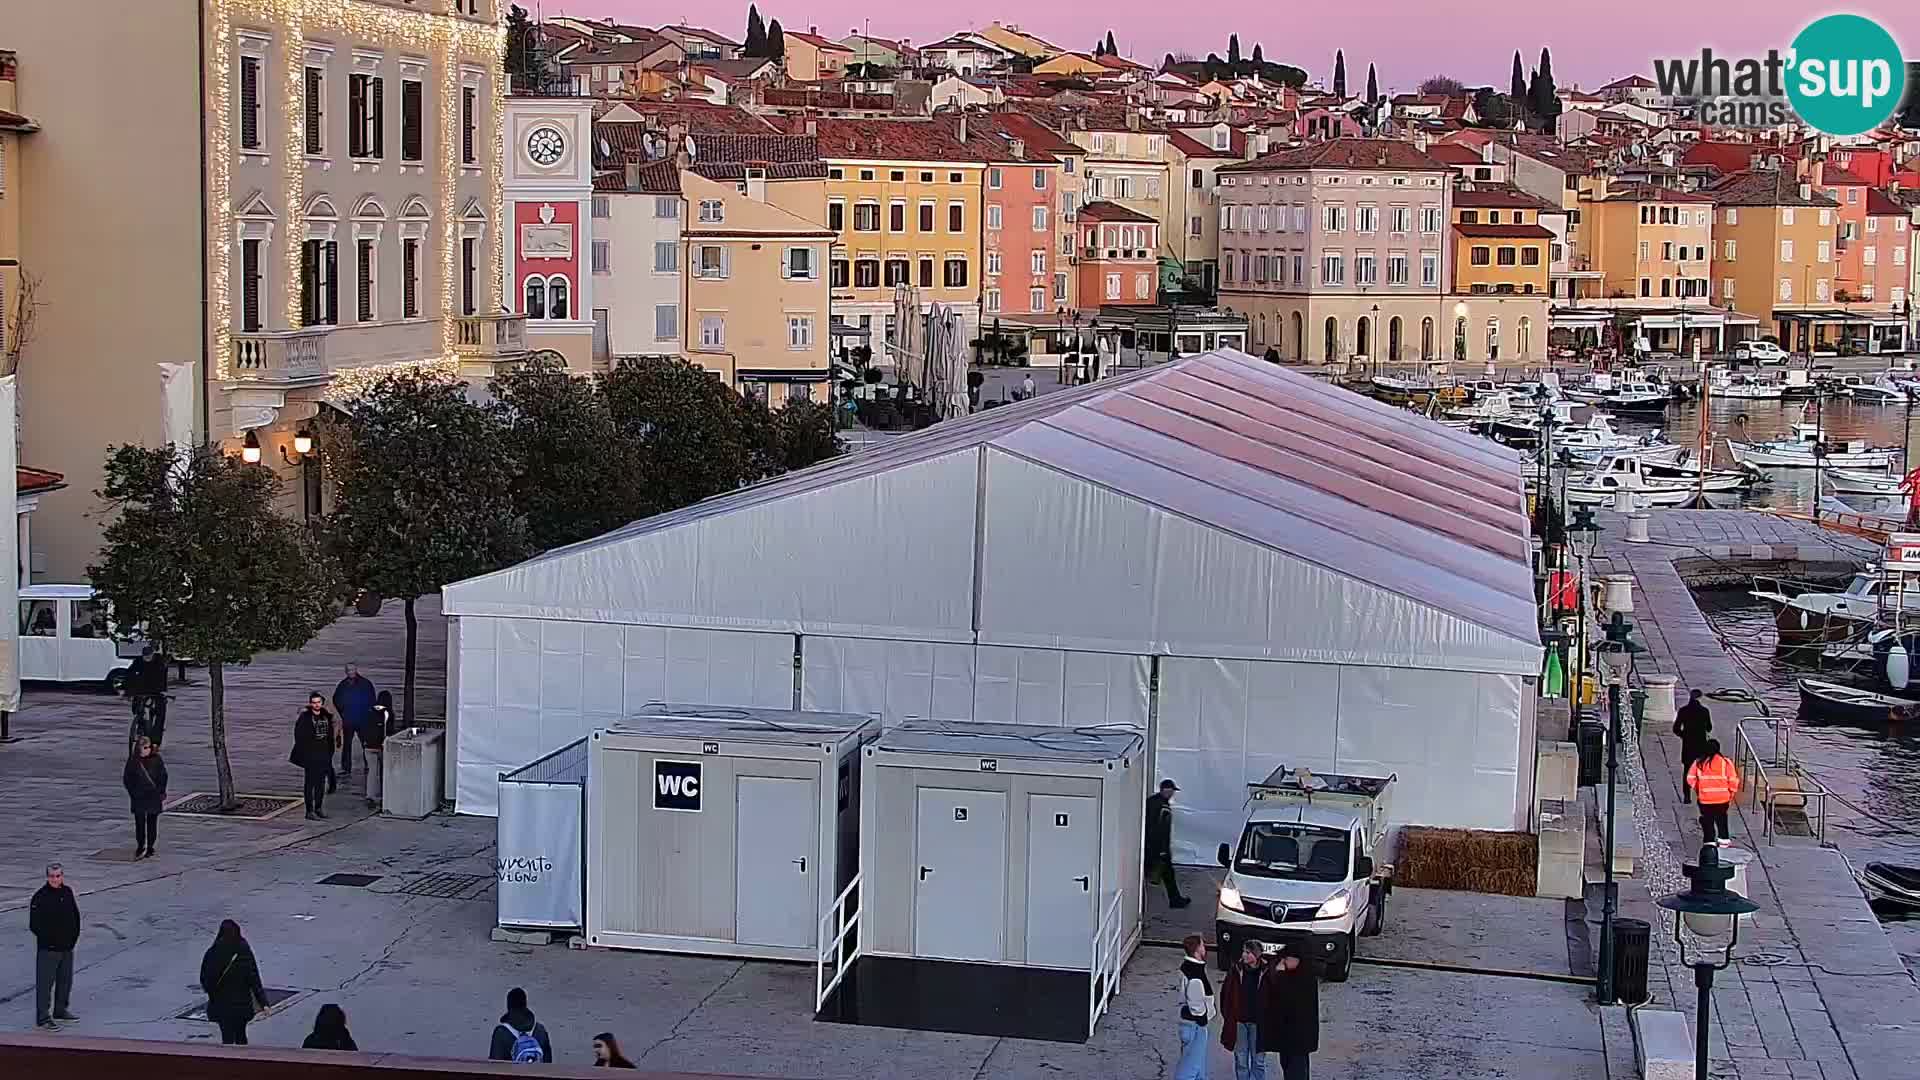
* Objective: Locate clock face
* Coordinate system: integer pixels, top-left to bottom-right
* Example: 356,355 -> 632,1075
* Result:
527,126 -> 565,166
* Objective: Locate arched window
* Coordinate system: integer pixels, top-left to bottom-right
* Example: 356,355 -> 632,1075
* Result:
1453,316 -> 1468,361
524,276 -> 546,320
1421,317 -> 1434,360
1519,316 -> 1532,359
524,274 -> 571,320
1323,316 -> 1339,363
1291,311 -> 1303,362
548,275 -> 570,320
1356,316 -> 1372,360
1388,316 -> 1403,363
1257,313 -> 1267,346
1486,316 -> 1500,362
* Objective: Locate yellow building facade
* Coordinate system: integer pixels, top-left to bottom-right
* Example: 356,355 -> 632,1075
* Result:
1706,169 -> 1840,349
1451,188 -> 1554,296
1575,180 -> 1714,303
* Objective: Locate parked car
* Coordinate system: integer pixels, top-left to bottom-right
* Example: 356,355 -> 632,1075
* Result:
17,584 -> 139,689
1734,340 -> 1789,365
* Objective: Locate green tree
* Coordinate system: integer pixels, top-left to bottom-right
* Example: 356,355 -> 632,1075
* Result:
1251,43 -> 1263,64
1532,48 -> 1561,133
1510,51 -> 1527,104
1366,63 -> 1379,102
765,398 -> 846,474
767,19 -> 786,61
324,371 -> 527,727
743,4 -> 766,57
599,357 -> 762,516
1104,30 -> 1117,57
89,444 -> 344,811
491,356 -> 642,551
1333,49 -> 1346,97
1228,34 -> 1241,66
504,5 -> 550,91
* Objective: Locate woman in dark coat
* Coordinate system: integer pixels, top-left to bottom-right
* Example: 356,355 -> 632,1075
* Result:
199,919 -> 267,1045
302,1003 -> 358,1051
122,736 -> 168,859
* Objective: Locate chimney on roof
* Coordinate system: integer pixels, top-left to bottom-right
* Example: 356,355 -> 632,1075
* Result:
1799,181 -> 1812,201
624,162 -> 642,191
805,117 -> 817,137
958,114 -> 969,142
1010,136 -> 1025,159
1125,111 -> 1140,131
1377,149 -> 1388,166
809,25 -> 818,36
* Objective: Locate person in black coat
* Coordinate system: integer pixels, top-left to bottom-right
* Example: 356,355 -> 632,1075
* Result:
302,1002 -> 358,1051
1264,942 -> 1321,1080
291,693 -> 338,820
122,736 -> 168,859
199,919 -> 267,1045
1144,779 -> 1190,907
1674,690 -> 1713,804
29,864 -> 81,1028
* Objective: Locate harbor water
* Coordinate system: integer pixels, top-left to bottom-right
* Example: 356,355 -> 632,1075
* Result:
1693,587 -> 1920,963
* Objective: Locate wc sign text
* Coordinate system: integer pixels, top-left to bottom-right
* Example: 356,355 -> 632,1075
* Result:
654,759 -> 703,812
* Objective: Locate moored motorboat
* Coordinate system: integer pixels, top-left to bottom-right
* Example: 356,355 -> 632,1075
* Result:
1797,678 -> 1920,727
1847,377 -> 1912,404
1860,863 -> 1920,913
1724,423 -> 1900,469
1824,468 -> 1908,496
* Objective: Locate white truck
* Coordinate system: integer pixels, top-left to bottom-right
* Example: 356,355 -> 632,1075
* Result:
1214,766 -> 1396,982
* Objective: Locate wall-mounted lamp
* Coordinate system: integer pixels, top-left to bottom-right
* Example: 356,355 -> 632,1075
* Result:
241,430 -> 262,464
282,427 -> 315,465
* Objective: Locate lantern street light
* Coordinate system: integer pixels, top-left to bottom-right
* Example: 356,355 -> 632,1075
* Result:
240,430 -> 262,465
1657,845 -> 1759,1079
1567,505 -> 1601,707
1595,610 -> 1644,1005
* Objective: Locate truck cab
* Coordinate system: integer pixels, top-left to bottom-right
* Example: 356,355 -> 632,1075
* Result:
1214,767 -> 1394,982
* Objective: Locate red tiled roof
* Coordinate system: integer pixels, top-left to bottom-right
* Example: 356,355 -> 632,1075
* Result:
784,31 -> 854,52
17,467 -> 65,494
1426,143 -> 1487,166
660,24 -> 741,48
567,37 -> 677,65
982,111 -> 1082,157
1822,165 -> 1871,186
1597,182 -> 1715,203
1095,53 -> 1147,72
1708,169 -> 1839,208
593,160 -> 681,193
598,102 -> 777,137
811,117 -> 1001,162
762,87 -> 894,110
1452,185 -> 1557,211
0,108 -> 39,131
1077,200 -> 1157,223
1167,129 -> 1246,159
1600,74 -> 1655,89
1680,140 -> 1799,176
1219,138 -> 1448,173
1865,188 -> 1908,217
1453,222 -> 1557,239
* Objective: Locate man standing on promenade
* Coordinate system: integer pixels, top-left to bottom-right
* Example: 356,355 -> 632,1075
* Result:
332,663 -> 377,785
1673,689 -> 1712,804
1146,779 -> 1191,908
29,863 -> 80,1029
1686,738 -> 1740,846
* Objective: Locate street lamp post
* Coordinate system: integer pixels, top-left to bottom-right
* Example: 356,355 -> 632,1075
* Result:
1595,609 -> 1645,1004
1657,845 -> 1760,1079
1567,505 -> 1601,707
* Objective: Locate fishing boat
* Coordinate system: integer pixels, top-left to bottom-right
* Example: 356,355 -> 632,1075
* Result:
1723,423 -> 1901,469
1706,369 -> 1787,401
1824,468 -> 1908,496
1560,479 -> 1717,507
1750,565 -> 1920,648
1369,374 -> 1467,406
1847,377 -> 1911,404
1860,863 -> 1920,914
1564,379 -> 1672,413
1797,678 -> 1920,727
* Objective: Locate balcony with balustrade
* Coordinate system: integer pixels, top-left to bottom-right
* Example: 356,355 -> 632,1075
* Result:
231,328 -> 332,386
453,313 -> 528,360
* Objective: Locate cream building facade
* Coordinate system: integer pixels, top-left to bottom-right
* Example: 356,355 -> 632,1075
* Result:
8,0 -> 530,579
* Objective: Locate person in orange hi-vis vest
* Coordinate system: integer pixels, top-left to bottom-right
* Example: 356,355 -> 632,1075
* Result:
1685,738 -> 1740,847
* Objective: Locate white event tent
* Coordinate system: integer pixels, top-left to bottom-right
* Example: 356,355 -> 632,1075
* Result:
441,350 -> 1543,861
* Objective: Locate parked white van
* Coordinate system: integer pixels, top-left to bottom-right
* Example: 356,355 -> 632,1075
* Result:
18,584 -> 138,689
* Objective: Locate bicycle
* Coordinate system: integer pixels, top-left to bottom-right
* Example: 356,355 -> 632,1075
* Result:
126,692 -> 173,756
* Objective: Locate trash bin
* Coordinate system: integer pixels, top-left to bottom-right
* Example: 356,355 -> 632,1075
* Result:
1629,689 -> 1649,725
382,727 -> 445,819
1611,917 -> 1651,1005
1577,720 -> 1605,787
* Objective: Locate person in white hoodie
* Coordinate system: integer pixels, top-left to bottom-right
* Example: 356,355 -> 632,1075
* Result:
1175,933 -> 1215,1080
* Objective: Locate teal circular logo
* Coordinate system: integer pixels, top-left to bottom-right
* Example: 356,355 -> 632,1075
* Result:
1786,15 -> 1906,137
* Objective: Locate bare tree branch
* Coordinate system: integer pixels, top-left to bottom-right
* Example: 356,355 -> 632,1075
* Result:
2,269 -> 44,378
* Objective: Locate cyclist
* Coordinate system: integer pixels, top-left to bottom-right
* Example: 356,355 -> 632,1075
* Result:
125,646 -> 171,747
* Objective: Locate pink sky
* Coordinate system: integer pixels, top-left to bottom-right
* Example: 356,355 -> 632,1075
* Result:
541,2 -> 1918,91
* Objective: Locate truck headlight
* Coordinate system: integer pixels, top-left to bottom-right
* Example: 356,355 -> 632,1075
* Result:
1219,884 -> 1242,912
1316,891 -> 1350,919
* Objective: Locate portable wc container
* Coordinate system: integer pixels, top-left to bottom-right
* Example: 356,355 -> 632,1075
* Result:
584,705 -> 878,962
819,721 -> 1146,1043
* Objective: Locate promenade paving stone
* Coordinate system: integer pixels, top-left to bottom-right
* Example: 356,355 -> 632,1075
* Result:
1589,509 -> 1920,1080
0,597 -> 1608,1078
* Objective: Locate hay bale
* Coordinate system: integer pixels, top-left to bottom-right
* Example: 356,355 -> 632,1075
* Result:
1396,826 -> 1538,897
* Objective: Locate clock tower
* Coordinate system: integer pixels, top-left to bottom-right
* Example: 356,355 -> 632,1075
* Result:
503,96 -> 596,371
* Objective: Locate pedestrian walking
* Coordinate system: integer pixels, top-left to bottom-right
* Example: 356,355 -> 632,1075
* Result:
488,987 -> 554,1063
199,919 -> 267,1046
1174,934 -> 1214,1080
1021,373 -> 1036,400
302,1003 -> 359,1051
365,690 -> 395,808
1146,779 -> 1191,908
592,1032 -> 636,1067
1673,689 -> 1713,804
28,863 -> 80,1029
122,735 -> 168,859
1219,941 -> 1269,1080
332,663 -> 377,784
290,693 -> 337,820
1686,738 -> 1740,846
1265,943 -> 1321,1080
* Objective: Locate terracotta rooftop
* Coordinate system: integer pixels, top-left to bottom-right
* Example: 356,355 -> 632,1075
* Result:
1865,188 -> 1909,217
1167,129 -> 1247,159
592,160 -> 681,194
981,111 -> 1083,157
1708,169 -> 1839,208
1077,200 -> 1158,223
0,108 -> 38,131
1453,222 -> 1557,240
1452,185 -> 1558,211
660,24 -> 740,48
1219,138 -> 1448,173
783,31 -> 854,52
568,37 -> 676,65
1426,143 -> 1488,166
1821,165 -> 1871,186
762,87 -> 894,110
1595,182 -> 1715,203
596,102 -> 777,140
17,467 -> 65,495
811,117 -> 1003,162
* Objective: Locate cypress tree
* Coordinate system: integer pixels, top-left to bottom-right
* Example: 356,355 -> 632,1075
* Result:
1104,30 -> 1118,57
1228,34 -> 1241,66
743,5 -> 766,57
1333,50 -> 1346,97
767,19 -> 785,61
1252,43 -> 1263,65
1534,47 -> 1560,128
1510,51 -> 1527,103
1366,63 -> 1378,103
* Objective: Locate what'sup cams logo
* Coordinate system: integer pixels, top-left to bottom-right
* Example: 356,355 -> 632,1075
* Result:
1654,14 -> 1908,136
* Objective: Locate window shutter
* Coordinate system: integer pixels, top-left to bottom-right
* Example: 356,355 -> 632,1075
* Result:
781,249 -> 791,279
403,240 -> 418,317
300,241 -> 318,325
305,69 -> 323,154
357,239 -> 373,321
461,88 -> 475,163
242,239 -> 261,331
401,80 -> 422,160
461,237 -> 475,314
324,241 -> 339,324
371,77 -> 385,158
348,75 -> 365,158
240,58 -> 259,149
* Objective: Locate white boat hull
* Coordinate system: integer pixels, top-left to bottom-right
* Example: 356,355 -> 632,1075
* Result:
1726,440 -> 1900,469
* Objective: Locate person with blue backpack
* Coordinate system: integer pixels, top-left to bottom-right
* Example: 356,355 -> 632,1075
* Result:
489,987 -> 553,1063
